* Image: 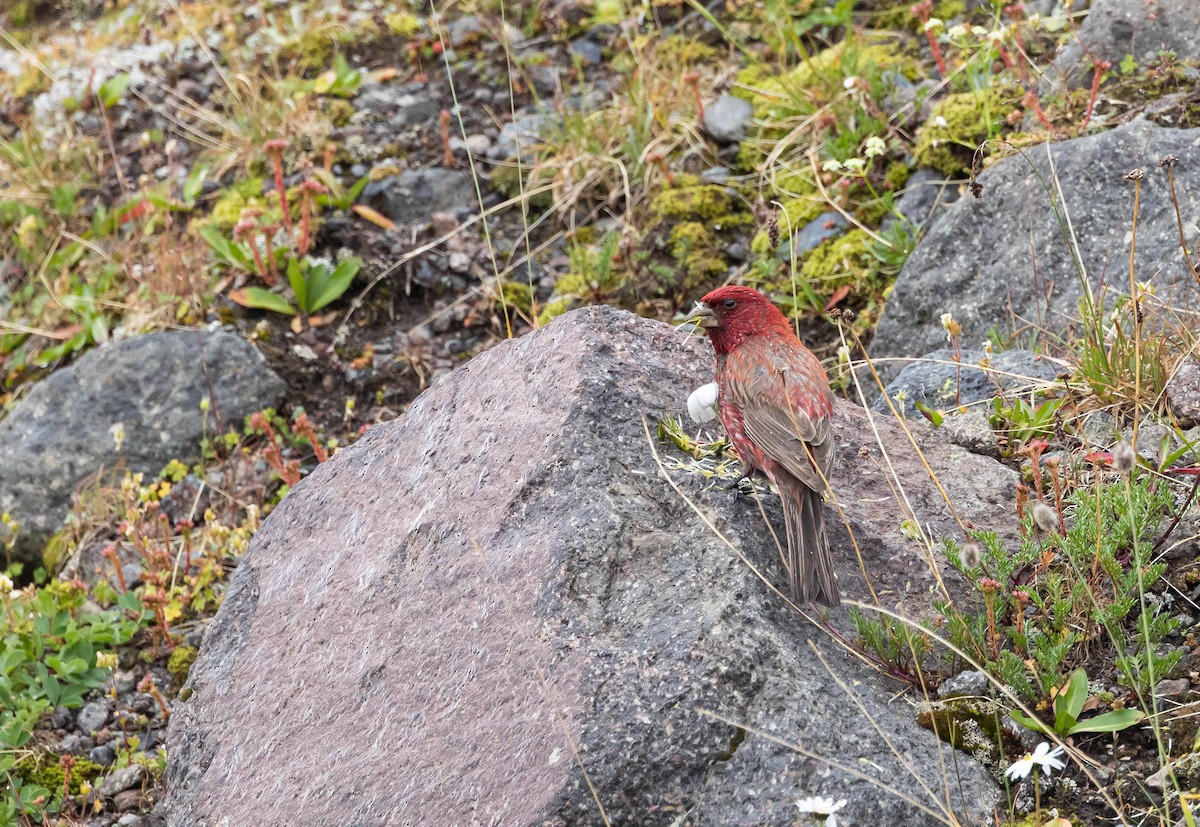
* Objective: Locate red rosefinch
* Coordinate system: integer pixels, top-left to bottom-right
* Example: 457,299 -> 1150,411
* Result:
692,286 -> 838,606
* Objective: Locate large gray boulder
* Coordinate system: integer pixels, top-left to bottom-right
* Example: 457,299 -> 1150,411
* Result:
871,119 -> 1200,380
163,306 -> 1012,827
0,330 -> 285,566
1051,0 -> 1200,88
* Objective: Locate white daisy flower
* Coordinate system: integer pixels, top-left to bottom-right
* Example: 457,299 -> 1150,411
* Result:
796,796 -> 848,825
1005,742 -> 1066,781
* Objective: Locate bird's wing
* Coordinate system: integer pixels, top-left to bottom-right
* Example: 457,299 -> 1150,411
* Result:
724,338 -> 834,490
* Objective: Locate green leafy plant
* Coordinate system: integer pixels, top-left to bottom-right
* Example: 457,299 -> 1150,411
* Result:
989,396 -> 1064,455
234,256 -> 361,322
312,53 -> 362,97
1010,667 -> 1144,736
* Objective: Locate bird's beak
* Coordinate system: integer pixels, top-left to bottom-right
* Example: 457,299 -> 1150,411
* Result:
690,302 -> 720,328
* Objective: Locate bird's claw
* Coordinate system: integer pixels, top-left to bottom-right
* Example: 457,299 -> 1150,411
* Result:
721,474 -> 755,498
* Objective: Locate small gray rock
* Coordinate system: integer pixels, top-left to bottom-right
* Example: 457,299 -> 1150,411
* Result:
1155,677 -> 1191,699
1166,356 -> 1200,427
386,94 -> 441,129
1081,411 -> 1119,447
447,15 -> 483,47
90,743 -> 117,766
882,169 -> 957,234
784,212 -> 848,256
700,166 -> 731,185
113,788 -> 144,812
939,410 -> 999,457
77,700 -> 110,734
0,331 -> 286,567
704,94 -> 754,144
874,348 -> 1060,415
938,670 -> 989,699
98,764 -> 147,798
57,733 -> 94,753
51,706 -> 75,730
361,168 -> 477,225
567,38 -> 603,66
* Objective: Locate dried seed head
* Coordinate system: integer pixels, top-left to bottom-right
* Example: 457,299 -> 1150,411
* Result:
1124,168 -> 1145,182
1113,439 -> 1136,475
1031,500 -> 1059,533
1157,154 -> 1178,168
768,214 -> 780,250
960,542 -> 983,569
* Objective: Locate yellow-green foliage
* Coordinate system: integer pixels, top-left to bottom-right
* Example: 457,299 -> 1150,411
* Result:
322,98 -> 355,128
914,87 -> 1018,177
17,754 -> 104,797
168,644 -> 199,688
500,280 -> 536,316
490,163 -> 554,210
648,181 -> 737,222
384,12 -> 422,38
799,228 -> 877,289
749,192 -> 825,256
654,34 -> 719,67
669,221 -> 730,283
206,177 -> 268,230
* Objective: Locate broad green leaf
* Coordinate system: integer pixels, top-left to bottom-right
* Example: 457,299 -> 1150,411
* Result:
98,73 -> 131,107
1054,668 -> 1088,732
1009,709 -> 1051,735
307,258 -> 360,312
1066,708 -> 1145,734
229,287 -> 296,316
287,257 -> 307,312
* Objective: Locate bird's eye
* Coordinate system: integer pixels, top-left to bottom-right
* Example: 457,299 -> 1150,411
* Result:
723,298 -> 737,309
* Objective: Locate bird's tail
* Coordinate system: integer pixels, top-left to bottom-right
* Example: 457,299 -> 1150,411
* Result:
778,477 -> 838,607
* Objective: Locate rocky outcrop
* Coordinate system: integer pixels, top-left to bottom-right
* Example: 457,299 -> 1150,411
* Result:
871,120 -> 1200,380
0,330 -> 285,566
164,307 -> 1014,827
1050,0 -> 1200,89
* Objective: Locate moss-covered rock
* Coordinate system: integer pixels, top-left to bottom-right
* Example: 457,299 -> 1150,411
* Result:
17,753 -> 105,798
913,87 -> 1019,177
648,180 -> 737,222
168,645 -> 199,692
799,228 -> 876,289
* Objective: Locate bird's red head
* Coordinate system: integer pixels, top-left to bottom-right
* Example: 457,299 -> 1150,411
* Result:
692,286 -> 792,354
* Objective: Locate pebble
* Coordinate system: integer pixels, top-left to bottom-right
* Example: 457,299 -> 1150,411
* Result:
704,94 -> 754,144
52,706 -> 75,729
567,38 -> 603,66
448,251 -> 472,273
77,700 -> 110,734
937,669 -> 989,699
58,733 -> 95,753
90,743 -> 117,766
98,764 -> 147,798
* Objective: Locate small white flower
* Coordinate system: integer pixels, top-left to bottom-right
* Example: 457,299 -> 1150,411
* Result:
934,115 -> 949,129
863,135 -> 886,158
796,796 -> 847,825
946,23 -> 968,39
110,422 -> 125,452
1005,742 -> 1066,780
988,29 -> 1006,43
971,25 -> 988,36
842,158 -> 866,173
0,573 -> 15,599
821,159 -> 844,172
687,383 -> 720,424
923,17 -> 943,32
842,76 -> 859,90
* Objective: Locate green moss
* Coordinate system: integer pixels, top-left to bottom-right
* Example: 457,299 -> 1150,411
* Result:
537,297 -> 576,326
799,228 -> 877,289
206,179 -> 271,231
290,30 -> 335,73
500,281 -> 536,316
669,221 -> 729,283
167,644 -> 199,688
648,183 -> 736,222
655,34 -> 718,67
489,163 -> 554,211
17,754 -> 104,797
913,87 -> 1019,177
884,161 -> 912,191
749,193 -> 826,256
384,12 -> 422,37
323,98 -> 355,128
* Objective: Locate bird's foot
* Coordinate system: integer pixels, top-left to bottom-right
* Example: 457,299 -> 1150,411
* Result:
721,474 -> 755,498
